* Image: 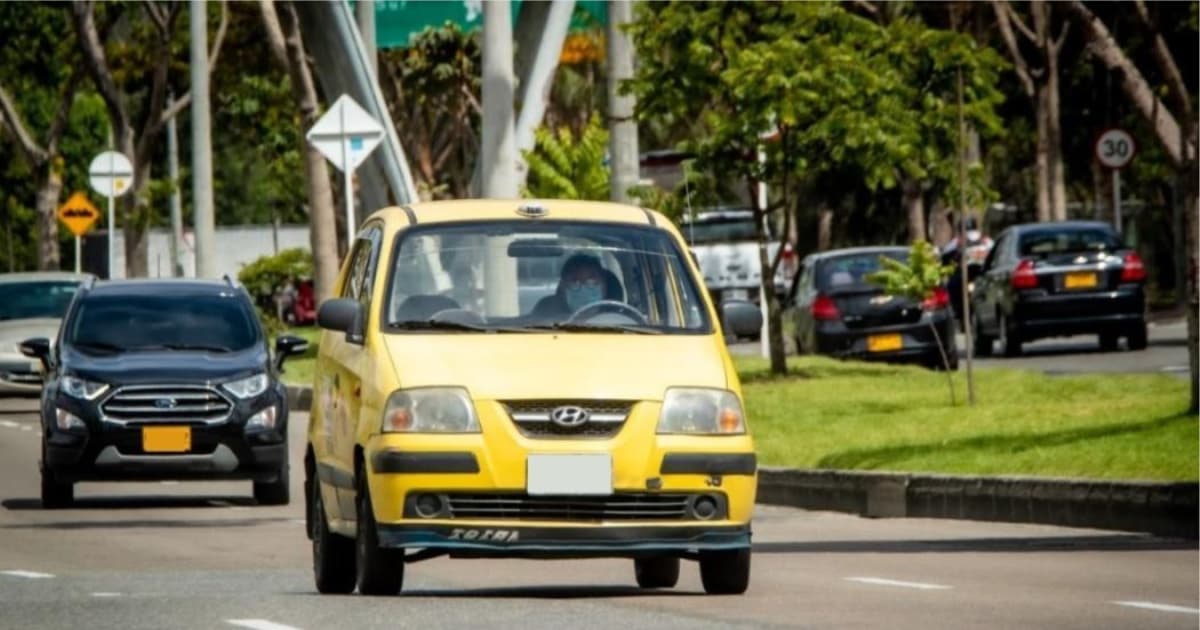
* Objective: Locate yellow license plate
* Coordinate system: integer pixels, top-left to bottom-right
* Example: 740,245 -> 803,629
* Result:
1064,272 -> 1098,289
142,426 -> 191,453
867,334 -> 903,353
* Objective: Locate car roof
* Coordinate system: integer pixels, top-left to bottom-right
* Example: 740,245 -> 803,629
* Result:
366,199 -> 665,228
806,246 -> 909,263
680,208 -> 756,222
0,272 -> 91,284
85,278 -> 242,297
1007,221 -> 1116,234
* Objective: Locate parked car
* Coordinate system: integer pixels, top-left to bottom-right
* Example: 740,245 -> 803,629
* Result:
0,272 -> 90,395
308,199 -> 761,596
940,217 -> 994,326
971,221 -> 1147,356
787,246 -> 958,370
680,208 -> 795,306
21,277 -> 310,508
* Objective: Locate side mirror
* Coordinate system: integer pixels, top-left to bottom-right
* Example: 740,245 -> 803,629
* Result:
721,300 -> 763,339
19,337 -> 52,372
273,334 -> 310,372
317,298 -> 365,345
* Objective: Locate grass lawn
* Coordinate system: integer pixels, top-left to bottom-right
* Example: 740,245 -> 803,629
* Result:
738,355 -> 1198,481
278,328 -> 1196,481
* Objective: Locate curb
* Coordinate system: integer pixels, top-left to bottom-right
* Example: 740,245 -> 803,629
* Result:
285,387 -> 1197,538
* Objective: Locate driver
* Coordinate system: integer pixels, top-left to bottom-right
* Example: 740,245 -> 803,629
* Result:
531,253 -> 620,319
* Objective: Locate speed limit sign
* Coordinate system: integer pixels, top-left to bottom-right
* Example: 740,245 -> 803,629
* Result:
1095,128 -> 1136,169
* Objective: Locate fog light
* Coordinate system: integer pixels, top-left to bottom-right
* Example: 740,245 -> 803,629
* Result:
691,495 -> 719,520
55,409 -> 86,431
413,493 -> 444,518
246,406 -> 277,430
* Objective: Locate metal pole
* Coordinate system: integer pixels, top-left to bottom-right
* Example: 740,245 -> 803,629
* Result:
166,93 -> 183,277
190,0 -> 216,278
481,0 -> 518,315
107,174 -> 115,279
341,102 -> 355,244
1113,169 -> 1123,235
758,148 -> 770,359
74,237 -> 81,274
606,0 -> 639,203
355,0 -> 376,77
957,67 -> 975,406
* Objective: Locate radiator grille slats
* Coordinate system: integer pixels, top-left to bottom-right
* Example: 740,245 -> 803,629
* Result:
501,400 -> 633,439
445,493 -> 691,521
101,385 -> 232,423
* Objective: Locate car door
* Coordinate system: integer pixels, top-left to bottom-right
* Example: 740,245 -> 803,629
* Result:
976,232 -> 1012,335
791,257 -> 817,353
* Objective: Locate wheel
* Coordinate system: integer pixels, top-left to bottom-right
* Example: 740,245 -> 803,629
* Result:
1127,323 -> 1149,350
355,478 -> 404,595
999,314 -> 1022,357
972,316 -> 994,357
1099,332 -> 1120,352
634,556 -> 680,589
253,464 -> 290,506
40,465 -> 73,509
699,548 -> 751,595
310,474 -> 356,594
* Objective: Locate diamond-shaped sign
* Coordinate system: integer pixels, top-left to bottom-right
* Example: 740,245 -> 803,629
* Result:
306,94 -> 385,173
57,191 -> 102,236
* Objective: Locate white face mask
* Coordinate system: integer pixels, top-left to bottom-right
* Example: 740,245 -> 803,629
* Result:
564,282 -> 603,311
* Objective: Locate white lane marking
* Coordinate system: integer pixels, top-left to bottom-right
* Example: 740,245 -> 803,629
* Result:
845,576 -> 951,590
1,570 -> 55,579
1113,601 -> 1200,615
0,420 -> 19,428
91,592 -> 122,597
19,425 -> 32,431
227,620 -> 304,630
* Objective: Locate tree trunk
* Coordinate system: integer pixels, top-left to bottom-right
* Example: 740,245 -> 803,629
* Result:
1185,166 -> 1198,413
903,178 -> 926,243
1034,83 -> 1052,222
123,158 -> 153,278
929,198 -> 954,248
1091,158 -> 1108,221
817,207 -> 833,251
1046,35 -> 1068,221
35,162 -> 63,271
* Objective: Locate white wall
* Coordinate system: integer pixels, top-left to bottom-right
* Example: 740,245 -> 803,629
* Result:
110,224 -> 311,279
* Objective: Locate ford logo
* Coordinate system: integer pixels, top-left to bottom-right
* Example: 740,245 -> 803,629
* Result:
549,405 -> 590,428
154,398 -> 177,410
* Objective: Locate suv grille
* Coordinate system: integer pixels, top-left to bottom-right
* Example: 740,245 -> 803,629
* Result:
101,385 -> 232,424
444,493 -> 693,521
502,400 -> 633,439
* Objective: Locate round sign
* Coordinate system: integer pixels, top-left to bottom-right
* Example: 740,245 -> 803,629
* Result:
1094,129 -> 1136,170
88,151 -> 134,198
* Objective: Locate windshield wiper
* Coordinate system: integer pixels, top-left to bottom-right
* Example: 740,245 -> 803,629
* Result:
390,319 -> 493,332
70,340 -> 125,354
138,343 -> 233,353
525,322 -> 662,335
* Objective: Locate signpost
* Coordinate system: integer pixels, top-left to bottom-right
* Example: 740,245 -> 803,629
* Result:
88,151 -> 134,277
1094,128 -> 1136,235
306,94 -> 384,245
56,192 -> 102,273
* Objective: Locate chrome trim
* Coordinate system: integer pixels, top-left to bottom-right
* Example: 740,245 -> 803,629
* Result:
510,412 -> 626,424
99,384 -> 234,427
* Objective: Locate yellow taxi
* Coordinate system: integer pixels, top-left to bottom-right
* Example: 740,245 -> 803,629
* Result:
306,199 -> 762,596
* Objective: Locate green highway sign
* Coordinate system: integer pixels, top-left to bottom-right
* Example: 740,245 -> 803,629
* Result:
373,1 -> 607,49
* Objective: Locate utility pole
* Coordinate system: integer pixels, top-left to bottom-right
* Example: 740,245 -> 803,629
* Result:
356,0 -> 376,77
190,0 -> 215,278
957,67 -> 976,406
606,0 -> 639,203
481,0 -> 519,315
166,92 -> 184,277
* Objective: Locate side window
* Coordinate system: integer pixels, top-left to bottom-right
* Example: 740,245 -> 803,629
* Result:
983,235 -> 1004,271
340,225 -> 384,305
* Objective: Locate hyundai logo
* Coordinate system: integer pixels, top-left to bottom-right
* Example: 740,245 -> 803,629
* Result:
549,405 -> 590,428
154,398 -> 178,410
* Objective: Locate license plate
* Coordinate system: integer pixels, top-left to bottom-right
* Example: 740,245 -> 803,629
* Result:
142,426 -> 191,453
1064,272 -> 1098,289
526,454 -> 612,496
867,334 -> 903,353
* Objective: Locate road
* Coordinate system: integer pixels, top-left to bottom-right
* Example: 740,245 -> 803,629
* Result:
1,399 -> 1196,629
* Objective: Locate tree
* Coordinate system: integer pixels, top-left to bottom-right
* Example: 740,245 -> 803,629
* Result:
523,113 -> 610,200
70,1 -> 229,278
1065,0 -> 1199,412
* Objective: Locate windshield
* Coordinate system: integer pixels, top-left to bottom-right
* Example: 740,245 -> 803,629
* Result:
1018,227 -> 1123,257
0,281 -> 80,321
66,292 -> 260,353
384,221 -> 711,334
817,251 -> 906,294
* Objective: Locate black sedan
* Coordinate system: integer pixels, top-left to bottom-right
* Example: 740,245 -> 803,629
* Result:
970,221 -> 1147,356
787,247 -> 957,370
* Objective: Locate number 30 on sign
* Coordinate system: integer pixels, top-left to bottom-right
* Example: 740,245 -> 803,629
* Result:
1094,129 -> 1136,170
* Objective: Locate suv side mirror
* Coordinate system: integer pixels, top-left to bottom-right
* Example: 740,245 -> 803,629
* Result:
317,298 -> 365,345
273,335 -> 310,372
721,300 -> 763,338
19,337 -> 52,372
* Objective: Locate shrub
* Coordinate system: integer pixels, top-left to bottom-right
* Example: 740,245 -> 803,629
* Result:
237,248 -> 313,335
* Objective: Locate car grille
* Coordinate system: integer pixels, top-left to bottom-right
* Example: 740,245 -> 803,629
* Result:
101,385 -> 232,424
501,400 -> 633,438
444,493 -> 693,521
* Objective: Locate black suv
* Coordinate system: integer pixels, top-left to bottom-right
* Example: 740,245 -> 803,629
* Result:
20,278 -> 309,508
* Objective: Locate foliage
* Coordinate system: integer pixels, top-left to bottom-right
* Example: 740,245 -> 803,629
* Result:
522,113 -> 610,200
237,247 -> 313,316
867,240 -> 954,303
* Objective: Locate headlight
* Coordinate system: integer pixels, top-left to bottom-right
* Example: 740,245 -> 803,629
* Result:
382,387 -> 479,433
61,375 -> 108,401
657,388 -> 746,435
224,373 -> 269,399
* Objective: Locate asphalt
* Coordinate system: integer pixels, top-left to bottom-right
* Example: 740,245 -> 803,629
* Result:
0,398 -> 1196,629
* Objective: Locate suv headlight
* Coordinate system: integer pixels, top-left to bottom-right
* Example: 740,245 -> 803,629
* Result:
61,375 -> 108,401
382,387 -> 479,433
657,388 -> 746,435
224,373 -> 269,399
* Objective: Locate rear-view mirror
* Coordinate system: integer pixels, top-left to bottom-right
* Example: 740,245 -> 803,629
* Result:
273,335 -> 310,372
721,301 -> 763,338
507,239 -> 564,258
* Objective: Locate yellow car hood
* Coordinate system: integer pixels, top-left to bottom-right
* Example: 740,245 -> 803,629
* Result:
382,333 -> 728,401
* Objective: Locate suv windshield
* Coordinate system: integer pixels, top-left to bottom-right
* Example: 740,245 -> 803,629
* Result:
66,292 -> 259,353
385,221 -> 711,334
680,214 -> 760,244
0,281 -> 79,321
817,251 -> 906,294
1018,227 -> 1122,257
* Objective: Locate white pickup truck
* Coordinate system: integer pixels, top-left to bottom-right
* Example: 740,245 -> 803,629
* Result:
680,209 -> 795,306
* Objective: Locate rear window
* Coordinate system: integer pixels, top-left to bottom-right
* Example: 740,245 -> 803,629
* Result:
67,292 -> 259,353
1018,228 -> 1122,257
817,251 -> 906,293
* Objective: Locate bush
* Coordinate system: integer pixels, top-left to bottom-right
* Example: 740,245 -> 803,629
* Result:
237,248 -> 313,334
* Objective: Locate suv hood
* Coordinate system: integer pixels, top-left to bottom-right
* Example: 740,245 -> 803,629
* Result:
383,334 -> 728,401
64,346 -> 269,385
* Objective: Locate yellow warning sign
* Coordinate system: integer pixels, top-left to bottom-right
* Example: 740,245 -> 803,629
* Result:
57,191 -> 101,237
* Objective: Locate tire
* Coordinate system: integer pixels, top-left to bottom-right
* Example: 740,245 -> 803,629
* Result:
699,548 -> 751,595
999,314 -> 1022,357
973,316 -> 994,358
1099,333 -> 1120,352
634,556 -> 680,589
311,475 -> 356,594
253,465 -> 290,506
1127,323 -> 1149,351
40,465 -> 73,509
355,479 -> 404,596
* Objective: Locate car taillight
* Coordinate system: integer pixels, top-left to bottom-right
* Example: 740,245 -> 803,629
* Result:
922,287 -> 950,311
1121,252 -> 1147,283
811,294 -> 841,321
1012,259 -> 1038,289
